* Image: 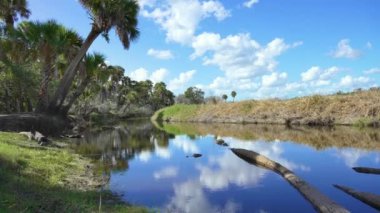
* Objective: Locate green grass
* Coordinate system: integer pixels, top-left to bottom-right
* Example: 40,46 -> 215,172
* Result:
0,132 -> 148,213
152,104 -> 200,122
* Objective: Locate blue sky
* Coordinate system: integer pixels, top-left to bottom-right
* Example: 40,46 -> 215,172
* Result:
27,0 -> 379,100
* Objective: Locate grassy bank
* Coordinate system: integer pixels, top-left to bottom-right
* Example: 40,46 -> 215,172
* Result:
0,132 -> 147,212
152,89 -> 380,126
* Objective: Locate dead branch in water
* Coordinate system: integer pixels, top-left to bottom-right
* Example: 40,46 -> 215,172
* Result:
352,167 -> 380,175
231,148 -> 349,213
334,185 -> 380,211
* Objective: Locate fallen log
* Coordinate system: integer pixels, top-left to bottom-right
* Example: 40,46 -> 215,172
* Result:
231,148 -> 349,213
352,167 -> 380,175
334,185 -> 380,211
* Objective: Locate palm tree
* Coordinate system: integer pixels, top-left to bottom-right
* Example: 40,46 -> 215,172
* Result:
16,20 -> 82,112
0,0 -> 30,30
222,94 -> 228,102
61,53 -> 108,115
48,0 -> 140,115
231,91 -> 236,102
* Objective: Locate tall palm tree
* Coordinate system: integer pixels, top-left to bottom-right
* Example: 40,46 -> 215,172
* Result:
231,91 -> 236,102
0,0 -> 30,30
61,53 -> 108,115
16,20 -> 82,112
48,0 -> 140,115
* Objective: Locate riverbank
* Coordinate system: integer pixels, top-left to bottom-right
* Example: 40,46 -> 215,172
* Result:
0,132 -> 147,212
152,89 -> 380,127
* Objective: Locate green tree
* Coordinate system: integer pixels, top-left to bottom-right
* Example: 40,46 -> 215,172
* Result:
222,94 -> 228,102
0,0 -> 30,30
152,82 -> 175,110
231,91 -> 236,102
184,87 -> 204,104
16,20 -> 82,112
61,53 -> 108,114
48,0 -> 140,115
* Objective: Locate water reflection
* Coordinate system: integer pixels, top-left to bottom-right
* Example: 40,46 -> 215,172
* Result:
73,120 -> 380,212
156,122 -> 380,150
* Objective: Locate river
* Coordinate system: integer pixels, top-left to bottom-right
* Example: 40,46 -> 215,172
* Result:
72,119 -> 380,212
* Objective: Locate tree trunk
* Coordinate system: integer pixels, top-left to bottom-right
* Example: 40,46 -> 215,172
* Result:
4,15 -> 15,33
47,26 -> 100,115
60,78 -> 90,115
35,50 -> 53,113
26,96 -> 33,112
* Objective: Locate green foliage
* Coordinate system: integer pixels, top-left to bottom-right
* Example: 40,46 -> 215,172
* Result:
0,132 -> 148,212
152,104 -> 200,122
231,91 -> 236,102
222,94 -> 228,102
182,86 -> 205,104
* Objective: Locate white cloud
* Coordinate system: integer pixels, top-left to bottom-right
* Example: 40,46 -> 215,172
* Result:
168,70 -> 196,91
165,180 -> 240,213
335,149 -> 370,167
138,150 -> 152,162
243,0 -> 259,8
129,68 -> 168,83
331,39 -> 361,59
301,66 -> 320,82
171,136 -> 200,154
192,33 -> 300,80
301,66 -> 340,82
261,72 -> 287,87
147,48 -> 174,60
130,68 -> 149,81
142,0 -> 230,44
138,0 -> 157,8
154,166 -> 178,179
339,75 -> 370,88
151,68 -> 169,83
364,68 -> 380,75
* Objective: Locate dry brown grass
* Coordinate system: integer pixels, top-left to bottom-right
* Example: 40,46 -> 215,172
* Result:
155,89 -> 380,126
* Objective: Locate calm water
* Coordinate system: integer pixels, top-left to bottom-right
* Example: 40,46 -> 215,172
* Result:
74,120 -> 380,212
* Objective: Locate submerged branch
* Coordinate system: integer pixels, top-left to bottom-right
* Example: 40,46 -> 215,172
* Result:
231,148 -> 349,213
352,167 -> 380,175
334,185 -> 380,211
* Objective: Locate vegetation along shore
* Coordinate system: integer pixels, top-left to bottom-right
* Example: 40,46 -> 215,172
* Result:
0,132 -> 147,212
153,89 -> 380,127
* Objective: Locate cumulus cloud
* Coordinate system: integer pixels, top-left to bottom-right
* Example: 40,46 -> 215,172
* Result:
261,72 -> 287,87
191,33 -> 301,98
171,135 -> 200,154
364,68 -> 380,75
301,66 -> 340,82
339,75 -> 370,88
331,39 -> 361,59
168,70 -> 196,91
147,48 -> 174,60
141,0 -> 230,44
129,68 -> 169,83
335,149 -> 370,167
130,68 -> 149,82
192,33 -> 300,79
165,180 -> 240,213
138,150 -> 152,162
150,68 -> 169,83
154,166 -> 178,179
243,0 -> 259,8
